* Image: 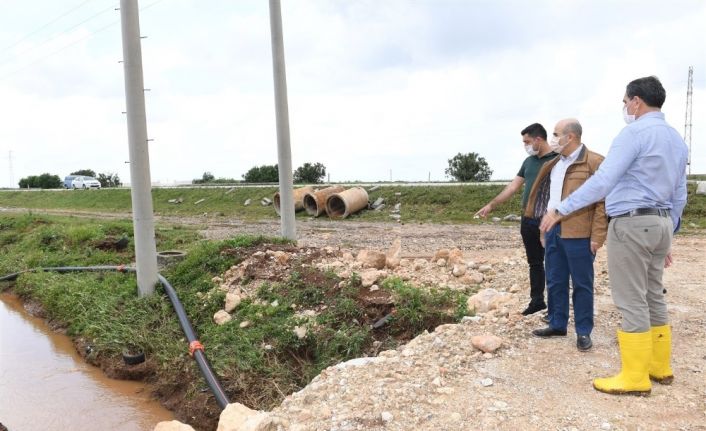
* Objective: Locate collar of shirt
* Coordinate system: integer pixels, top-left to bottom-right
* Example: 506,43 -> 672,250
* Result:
560,143 -> 583,163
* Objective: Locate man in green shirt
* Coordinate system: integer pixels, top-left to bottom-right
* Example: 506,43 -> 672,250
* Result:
475,123 -> 558,315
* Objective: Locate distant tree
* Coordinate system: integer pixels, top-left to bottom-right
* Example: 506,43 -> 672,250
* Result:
97,172 -> 122,188
201,172 -> 215,182
445,152 -> 493,182
70,169 -> 96,177
18,173 -> 62,189
293,162 -> 326,184
242,164 -> 279,183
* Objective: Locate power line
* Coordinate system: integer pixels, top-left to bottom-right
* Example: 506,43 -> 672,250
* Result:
0,0 -> 167,82
0,0 -> 100,54
0,4 -> 117,69
0,21 -> 118,81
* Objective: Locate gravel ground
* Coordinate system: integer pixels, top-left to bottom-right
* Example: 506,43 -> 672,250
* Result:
6,208 -> 705,430
236,220 -> 704,431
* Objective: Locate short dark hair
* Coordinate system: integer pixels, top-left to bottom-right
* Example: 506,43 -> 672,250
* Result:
521,123 -> 547,140
626,76 -> 666,108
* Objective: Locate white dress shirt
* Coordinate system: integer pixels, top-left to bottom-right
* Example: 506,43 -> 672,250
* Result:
548,144 -> 583,211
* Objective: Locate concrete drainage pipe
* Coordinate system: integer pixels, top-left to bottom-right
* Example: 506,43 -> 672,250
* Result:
273,186 -> 314,215
325,187 -> 369,219
303,186 -> 345,217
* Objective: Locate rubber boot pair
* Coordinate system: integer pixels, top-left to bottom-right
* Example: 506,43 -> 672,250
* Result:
593,325 -> 673,396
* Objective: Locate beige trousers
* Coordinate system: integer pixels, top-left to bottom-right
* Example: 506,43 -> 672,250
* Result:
607,215 -> 673,332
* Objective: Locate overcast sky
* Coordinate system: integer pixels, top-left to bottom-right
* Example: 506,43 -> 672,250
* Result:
0,0 -> 704,187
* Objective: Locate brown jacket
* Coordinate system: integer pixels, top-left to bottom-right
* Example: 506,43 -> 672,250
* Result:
524,145 -> 608,247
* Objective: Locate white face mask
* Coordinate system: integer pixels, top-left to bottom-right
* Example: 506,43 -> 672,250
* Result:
525,144 -> 539,156
548,135 -> 567,153
623,105 -> 636,124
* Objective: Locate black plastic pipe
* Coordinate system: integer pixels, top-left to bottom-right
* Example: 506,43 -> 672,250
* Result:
0,265 -> 230,409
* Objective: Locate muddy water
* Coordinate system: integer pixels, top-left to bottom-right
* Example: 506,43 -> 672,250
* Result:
0,293 -> 174,431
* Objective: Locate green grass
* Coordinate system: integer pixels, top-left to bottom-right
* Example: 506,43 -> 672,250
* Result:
3,183 -> 702,226
0,213 -> 471,415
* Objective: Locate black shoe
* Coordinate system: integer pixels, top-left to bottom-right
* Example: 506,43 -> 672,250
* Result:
577,335 -> 593,351
532,326 -> 567,337
540,312 -> 550,323
522,303 -> 547,316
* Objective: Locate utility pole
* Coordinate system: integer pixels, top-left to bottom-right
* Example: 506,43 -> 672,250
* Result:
119,0 -> 158,296
684,66 -> 693,175
268,0 -> 296,240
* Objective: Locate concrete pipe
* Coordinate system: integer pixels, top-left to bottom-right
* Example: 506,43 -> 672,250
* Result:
274,186 -> 314,215
303,186 -> 345,217
325,187 -> 369,219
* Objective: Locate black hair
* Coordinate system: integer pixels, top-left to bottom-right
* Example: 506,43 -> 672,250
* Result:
626,76 -> 666,108
520,123 -> 547,140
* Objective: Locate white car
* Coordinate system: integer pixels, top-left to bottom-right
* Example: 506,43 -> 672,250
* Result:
72,176 -> 102,189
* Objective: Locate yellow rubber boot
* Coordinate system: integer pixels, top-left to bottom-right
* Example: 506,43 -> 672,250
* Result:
593,330 -> 652,396
649,325 -> 674,384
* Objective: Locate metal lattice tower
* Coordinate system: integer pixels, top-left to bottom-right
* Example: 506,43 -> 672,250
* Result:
684,66 -> 693,175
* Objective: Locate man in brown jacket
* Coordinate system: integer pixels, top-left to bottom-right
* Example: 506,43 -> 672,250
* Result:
525,118 -> 608,351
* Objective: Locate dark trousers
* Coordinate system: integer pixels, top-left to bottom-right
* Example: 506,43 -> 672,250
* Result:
520,216 -> 546,307
545,225 -> 595,335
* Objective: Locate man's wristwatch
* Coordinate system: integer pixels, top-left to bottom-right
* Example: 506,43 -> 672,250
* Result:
553,208 -> 563,217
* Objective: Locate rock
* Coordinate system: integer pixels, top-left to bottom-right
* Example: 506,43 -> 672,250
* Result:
491,217 -> 501,223
467,288 -> 511,313
154,420 -> 196,431
244,199 -> 251,206
394,203 -> 401,212
374,203 -> 386,211
386,238 -> 402,269
413,258 -> 427,271
371,197 -> 385,209
480,378 -> 493,387
464,272 -> 484,284
293,326 -> 307,339
217,403 -> 273,431
389,214 -> 401,220
368,185 -> 381,192
214,310 -> 232,325
261,198 -> 272,206
381,411 -> 394,423
509,284 -> 521,293
478,264 -> 493,273
225,293 -> 242,312
239,320 -> 251,328
361,269 -> 382,287
273,251 -> 290,265
447,248 -> 464,266
472,334 -> 503,353
436,258 -> 446,267
356,249 -> 387,269
342,252 -> 355,263
697,181 -> 706,195
503,214 -> 521,222
452,264 -> 467,277
370,284 -> 379,291
194,198 -> 206,205
433,249 -> 450,261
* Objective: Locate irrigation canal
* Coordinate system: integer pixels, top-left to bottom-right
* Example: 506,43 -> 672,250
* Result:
0,292 -> 174,430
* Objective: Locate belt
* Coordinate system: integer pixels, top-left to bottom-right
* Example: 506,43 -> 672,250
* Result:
610,208 -> 670,221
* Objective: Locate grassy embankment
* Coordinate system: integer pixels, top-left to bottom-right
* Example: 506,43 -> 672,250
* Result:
0,183 -> 704,226
0,213 -> 470,429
